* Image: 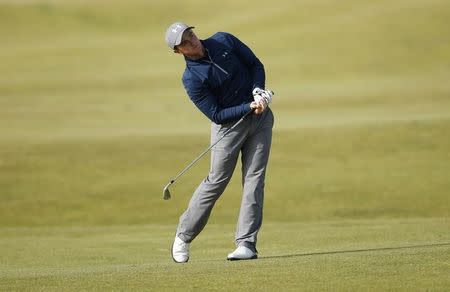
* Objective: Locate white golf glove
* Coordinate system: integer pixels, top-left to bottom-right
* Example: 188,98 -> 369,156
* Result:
252,87 -> 273,107
252,87 -> 265,97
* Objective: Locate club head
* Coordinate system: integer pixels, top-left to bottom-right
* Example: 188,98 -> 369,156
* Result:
163,183 -> 171,200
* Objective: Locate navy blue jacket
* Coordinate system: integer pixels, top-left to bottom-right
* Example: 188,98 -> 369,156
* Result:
182,32 -> 265,124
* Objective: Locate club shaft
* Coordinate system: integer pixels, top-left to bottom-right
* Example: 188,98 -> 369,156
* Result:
169,110 -> 252,184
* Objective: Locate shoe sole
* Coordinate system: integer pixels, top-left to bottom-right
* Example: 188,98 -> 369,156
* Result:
227,254 -> 258,261
171,240 -> 189,263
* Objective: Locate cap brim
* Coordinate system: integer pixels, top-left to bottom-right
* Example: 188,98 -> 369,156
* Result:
174,26 -> 195,47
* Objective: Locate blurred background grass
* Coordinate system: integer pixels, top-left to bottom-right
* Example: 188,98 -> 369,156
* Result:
0,0 -> 449,227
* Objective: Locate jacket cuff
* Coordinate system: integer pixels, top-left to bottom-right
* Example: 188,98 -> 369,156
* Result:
244,102 -> 253,113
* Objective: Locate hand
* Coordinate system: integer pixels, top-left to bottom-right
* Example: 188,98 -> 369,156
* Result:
252,87 -> 265,98
259,89 -> 273,106
250,101 -> 264,115
253,95 -> 267,113
252,88 -> 274,107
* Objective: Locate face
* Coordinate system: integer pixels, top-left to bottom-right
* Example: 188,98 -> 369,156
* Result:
174,29 -> 203,58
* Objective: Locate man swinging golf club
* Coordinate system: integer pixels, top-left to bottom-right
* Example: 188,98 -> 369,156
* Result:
165,22 -> 274,262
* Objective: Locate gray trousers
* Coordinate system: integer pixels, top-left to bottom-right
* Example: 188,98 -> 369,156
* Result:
177,109 -> 274,251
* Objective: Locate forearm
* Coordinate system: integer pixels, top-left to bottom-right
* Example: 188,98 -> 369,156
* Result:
210,103 -> 252,124
226,33 -> 266,89
250,59 -> 265,90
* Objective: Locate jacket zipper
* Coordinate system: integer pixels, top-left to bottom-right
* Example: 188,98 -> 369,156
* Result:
211,62 -> 229,75
205,48 -> 229,75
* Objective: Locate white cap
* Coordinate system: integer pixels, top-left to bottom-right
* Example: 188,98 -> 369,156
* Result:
165,22 -> 195,49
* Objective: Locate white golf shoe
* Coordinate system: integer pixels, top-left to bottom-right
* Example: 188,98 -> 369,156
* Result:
227,246 -> 258,261
172,235 -> 190,263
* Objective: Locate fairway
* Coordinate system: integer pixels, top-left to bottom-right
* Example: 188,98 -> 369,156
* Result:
1,219 -> 449,290
1,0 -> 450,290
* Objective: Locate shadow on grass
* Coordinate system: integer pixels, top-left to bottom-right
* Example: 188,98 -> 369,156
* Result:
260,242 -> 450,260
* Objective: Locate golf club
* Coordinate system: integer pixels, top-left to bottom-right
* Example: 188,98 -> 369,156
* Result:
163,110 -> 251,200
163,91 -> 273,200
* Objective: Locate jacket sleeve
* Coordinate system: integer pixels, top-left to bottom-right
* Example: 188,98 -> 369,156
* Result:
226,33 -> 265,90
183,73 -> 252,124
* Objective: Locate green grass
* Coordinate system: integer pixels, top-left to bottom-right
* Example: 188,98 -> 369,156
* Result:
1,219 -> 449,290
1,120 -> 449,227
1,0 -> 450,290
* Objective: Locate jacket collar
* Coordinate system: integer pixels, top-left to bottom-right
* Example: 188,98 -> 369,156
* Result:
184,40 -> 211,66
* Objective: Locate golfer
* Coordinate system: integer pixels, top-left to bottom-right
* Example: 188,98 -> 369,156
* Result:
165,22 -> 274,262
